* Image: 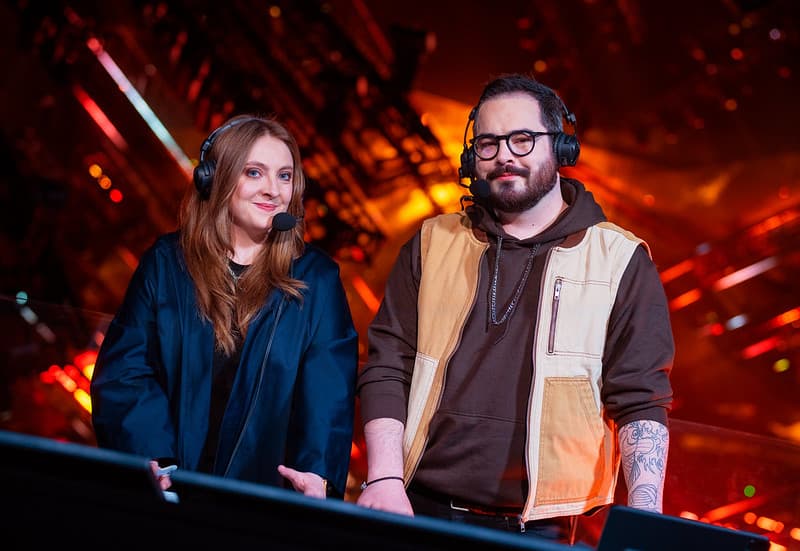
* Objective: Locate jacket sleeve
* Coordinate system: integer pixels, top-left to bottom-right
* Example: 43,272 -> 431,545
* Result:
90,245 -> 177,461
356,232 -> 421,425
602,245 -> 674,427
288,262 -> 359,495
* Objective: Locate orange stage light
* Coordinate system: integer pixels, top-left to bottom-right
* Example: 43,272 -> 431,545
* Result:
669,288 -> 702,311
741,336 -> 781,360
769,307 -> 800,329
74,389 -> 92,414
712,257 -> 778,292
351,275 -> 381,313
72,85 -> 128,151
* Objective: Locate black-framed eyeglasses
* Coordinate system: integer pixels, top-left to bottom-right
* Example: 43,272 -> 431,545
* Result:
470,130 -> 557,161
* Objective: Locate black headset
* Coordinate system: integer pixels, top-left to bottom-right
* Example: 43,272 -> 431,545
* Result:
458,96 -> 580,185
193,117 -> 262,200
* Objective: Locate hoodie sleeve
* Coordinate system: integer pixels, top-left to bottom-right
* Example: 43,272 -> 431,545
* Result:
601,245 -> 675,427
356,232 -> 422,425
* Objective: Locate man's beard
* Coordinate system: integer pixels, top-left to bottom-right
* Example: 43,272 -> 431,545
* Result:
486,158 -> 559,213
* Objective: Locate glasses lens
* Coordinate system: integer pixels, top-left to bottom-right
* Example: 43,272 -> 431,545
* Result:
508,131 -> 536,156
474,136 -> 498,160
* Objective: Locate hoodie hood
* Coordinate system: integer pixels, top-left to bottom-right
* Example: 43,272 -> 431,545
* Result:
466,178 -> 607,247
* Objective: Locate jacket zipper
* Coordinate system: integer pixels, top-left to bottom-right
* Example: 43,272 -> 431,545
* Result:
547,277 -> 562,354
521,247 -> 555,529
223,298 -> 286,476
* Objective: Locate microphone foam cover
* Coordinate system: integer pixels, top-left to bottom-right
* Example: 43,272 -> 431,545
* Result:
469,179 -> 491,199
272,212 -> 297,231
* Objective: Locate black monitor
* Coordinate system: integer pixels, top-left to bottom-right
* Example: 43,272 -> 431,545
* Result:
0,429 -> 570,550
0,429 -> 168,548
597,505 -> 771,551
0,428 -> 163,498
161,468 -> 572,550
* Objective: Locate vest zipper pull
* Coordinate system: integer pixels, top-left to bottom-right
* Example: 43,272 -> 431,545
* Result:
519,515 -> 526,533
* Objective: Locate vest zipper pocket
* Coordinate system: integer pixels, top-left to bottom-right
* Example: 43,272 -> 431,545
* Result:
547,278 -> 562,354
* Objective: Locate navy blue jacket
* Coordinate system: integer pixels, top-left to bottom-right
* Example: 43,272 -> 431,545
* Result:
91,233 -> 358,493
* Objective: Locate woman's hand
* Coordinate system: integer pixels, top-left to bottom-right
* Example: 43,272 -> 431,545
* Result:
277,465 -> 327,498
149,460 -> 174,490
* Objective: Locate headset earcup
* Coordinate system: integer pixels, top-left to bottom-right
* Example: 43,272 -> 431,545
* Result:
459,146 -> 475,180
193,117 -> 262,200
193,160 -> 216,199
553,133 -> 580,167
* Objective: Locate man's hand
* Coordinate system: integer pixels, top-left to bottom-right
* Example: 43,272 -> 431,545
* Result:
357,477 -> 414,516
355,417 -> 414,516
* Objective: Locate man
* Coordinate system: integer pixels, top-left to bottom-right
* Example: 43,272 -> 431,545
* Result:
356,74 -> 673,544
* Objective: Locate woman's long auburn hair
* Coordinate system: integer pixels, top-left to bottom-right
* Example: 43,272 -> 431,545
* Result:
179,115 -> 306,355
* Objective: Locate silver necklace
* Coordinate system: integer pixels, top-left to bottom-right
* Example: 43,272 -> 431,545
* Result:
489,235 -> 539,326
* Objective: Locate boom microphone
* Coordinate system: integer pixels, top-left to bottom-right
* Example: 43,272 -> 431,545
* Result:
272,212 -> 299,231
469,179 -> 491,199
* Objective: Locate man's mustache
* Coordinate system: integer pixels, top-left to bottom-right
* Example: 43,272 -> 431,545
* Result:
487,165 -> 530,180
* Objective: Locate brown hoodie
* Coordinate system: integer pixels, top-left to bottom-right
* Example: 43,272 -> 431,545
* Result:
357,178 -> 674,508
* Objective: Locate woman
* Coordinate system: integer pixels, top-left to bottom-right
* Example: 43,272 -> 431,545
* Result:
91,115 -> 358,499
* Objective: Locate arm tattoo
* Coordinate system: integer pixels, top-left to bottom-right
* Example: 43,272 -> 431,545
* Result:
619,420 -> 669,512
629,484 -> 659,509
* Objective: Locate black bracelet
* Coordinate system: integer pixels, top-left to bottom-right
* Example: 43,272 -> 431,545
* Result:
360,476 -> 405,491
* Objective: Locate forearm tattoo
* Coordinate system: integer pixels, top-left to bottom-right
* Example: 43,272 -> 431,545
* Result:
619,420 -> 669,511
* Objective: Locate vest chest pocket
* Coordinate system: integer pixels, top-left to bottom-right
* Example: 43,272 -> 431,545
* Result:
547,277 -> 612,358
